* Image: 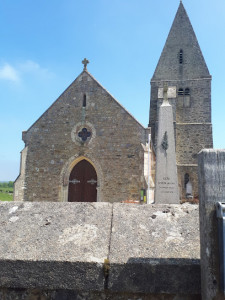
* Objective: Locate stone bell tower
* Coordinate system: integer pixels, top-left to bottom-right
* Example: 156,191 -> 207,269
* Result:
149,2 -> 213,199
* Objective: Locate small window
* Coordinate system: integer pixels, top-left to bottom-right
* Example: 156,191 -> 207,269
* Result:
179,49 -> 183,64
83,94 -> 86,107
178,88 -> 184,96
185,88 -> 190,96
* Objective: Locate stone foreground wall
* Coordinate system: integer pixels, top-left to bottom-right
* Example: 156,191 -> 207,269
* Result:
0,288 -> 201,300
0,202 -> 200,299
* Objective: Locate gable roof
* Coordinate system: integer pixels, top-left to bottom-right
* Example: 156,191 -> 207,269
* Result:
84,70 -> 145,128
152,2 -> 211,81
25,69 -> 146,134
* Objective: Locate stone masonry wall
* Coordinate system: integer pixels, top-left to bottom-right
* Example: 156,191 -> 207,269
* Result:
176,123 -> 212,198
16,70 -> 147,202
14,147 -> 27,202
176,123 -> 213,165
149,79 -> 212,147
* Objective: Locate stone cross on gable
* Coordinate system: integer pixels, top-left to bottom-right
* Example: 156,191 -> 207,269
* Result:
82,58 -> 89,70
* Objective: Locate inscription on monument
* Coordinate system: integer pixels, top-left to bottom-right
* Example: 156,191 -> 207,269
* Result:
157,177 -> 176,194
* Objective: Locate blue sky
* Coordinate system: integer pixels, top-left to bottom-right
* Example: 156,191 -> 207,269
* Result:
0,0 -> 225,181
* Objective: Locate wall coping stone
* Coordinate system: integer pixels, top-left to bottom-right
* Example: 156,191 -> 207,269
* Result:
0,202 -> 200,294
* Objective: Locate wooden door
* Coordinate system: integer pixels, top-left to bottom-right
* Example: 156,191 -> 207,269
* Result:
68,160 -> 97,202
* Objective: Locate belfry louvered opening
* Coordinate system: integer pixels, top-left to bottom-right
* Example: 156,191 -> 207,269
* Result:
185,88 -> 190,95
178,88 -> 184,96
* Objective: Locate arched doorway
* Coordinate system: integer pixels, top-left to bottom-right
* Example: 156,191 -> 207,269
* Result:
68,159 -> 97,202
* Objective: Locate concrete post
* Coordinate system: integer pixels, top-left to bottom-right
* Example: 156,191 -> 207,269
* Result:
198,149 -> 225,300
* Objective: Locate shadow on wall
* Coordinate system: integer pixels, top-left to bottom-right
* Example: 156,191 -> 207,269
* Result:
0,257 -> 201,299
108,257 -> 201,297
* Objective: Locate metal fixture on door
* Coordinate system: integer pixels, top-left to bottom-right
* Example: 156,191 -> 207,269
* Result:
69,179 -> 80,184
87,179 -> 97,185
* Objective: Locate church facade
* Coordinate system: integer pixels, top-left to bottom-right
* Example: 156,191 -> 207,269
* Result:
14,2 -> 213,203
14,67 -> 150,203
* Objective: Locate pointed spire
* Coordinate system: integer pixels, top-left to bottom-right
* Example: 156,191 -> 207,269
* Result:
152,2 -> 210,81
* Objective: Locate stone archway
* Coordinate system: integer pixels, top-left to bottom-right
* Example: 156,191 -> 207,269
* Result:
68,159 -> 97,202
59,155 -> 103,202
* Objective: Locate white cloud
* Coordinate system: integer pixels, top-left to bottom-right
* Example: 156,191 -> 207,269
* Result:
19,60 -> 54,79
0,60 -> 54,84
0,63 -> 20,82
20,60 -> 45,72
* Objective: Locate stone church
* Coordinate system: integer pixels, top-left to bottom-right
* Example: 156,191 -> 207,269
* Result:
14,2 -> 213,203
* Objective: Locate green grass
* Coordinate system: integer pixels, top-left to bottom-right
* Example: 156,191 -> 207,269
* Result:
0,187 -> 13,201
0,187 -> 13,193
